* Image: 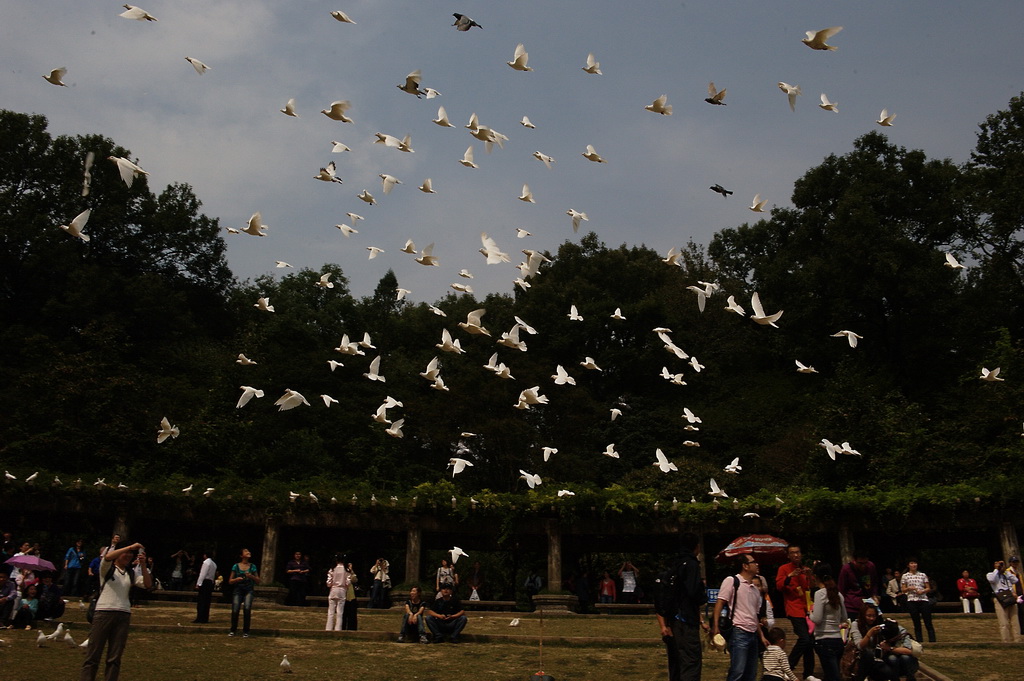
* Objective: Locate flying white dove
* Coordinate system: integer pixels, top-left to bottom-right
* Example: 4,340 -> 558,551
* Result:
582,52 -> 602,75
542,446 -> 558,462
645,94 -> 673,115
366,246 -> 384,259
157,417 -> 179,443
448,458 -> 474,477
363,356 -> 385,382
507,43 -> 532,71
520,116 -> 536,129
108,156 -> 148,188
515,386 -> 549,409
459,146 -> 478,169
681,407 -> 702,424
724,457 -> 742,474
275,389 -> 310,411
582,145 -> 607,163
452,13 -> 481,30
236,386 -> 265,408
436,329 -> 464,354
433,106 -> 454,127
419,178 -> 436,194
321,394 -> 339,408
819,93 -> 839,113
532,151 -> 555,168
315,272 -> 335,289
314,162 -> 343,184
203,487 -> 215,497
705,81 -> 727,105
749,292 -> 783,327
280,98 -> 299,117
724,295 -> 745,316
185,57 -> 210,74
479,232 -> 510,264
58,209 -> 91,242
385,419 -> 405,438
819,438 -> 840,460
708,478 -> 728,498
518,184 -> 535,203
254,297 -> 274,312
42,67 -> 68,86
777,82 -> 801,112
876,109 -> 897,127
802,26 -> 843,50
450,546 -> 469,564
653,449 -> 677,473
567,209 -> 589,233
182,484 -> 193,494
551,365 -> 576,386
579,357 -> 601,371
944,252 -> 965,269
748,194 -> 768,212
832,330 -> 863,348
795,360 -> 818,374
603,443 -> 620,458
519,470 -> 542,488
330,10 -> 355,23
120,5 -> 157,21
397,69 -> 425,97
980,367 -> 1004,382
459,308 -> 490,336
380,173 -> 401,194
557,490 -> 575,498
321,100 -> 353,122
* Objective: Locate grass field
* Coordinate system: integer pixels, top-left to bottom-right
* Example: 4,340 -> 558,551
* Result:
2,603 -> 1021,680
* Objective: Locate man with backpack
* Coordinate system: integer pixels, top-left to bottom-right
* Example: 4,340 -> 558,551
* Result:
712,554 -> 771,681
654,532 -> 708,681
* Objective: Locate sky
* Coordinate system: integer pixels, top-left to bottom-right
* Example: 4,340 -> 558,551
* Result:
4,1 -> 1023,304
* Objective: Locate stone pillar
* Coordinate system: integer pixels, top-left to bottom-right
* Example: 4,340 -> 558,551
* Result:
405,524 -> 422,585
838,523 -> 854,566
999,521 -> 1020,560
261,519 -> 280,585
545,520 -> 561,592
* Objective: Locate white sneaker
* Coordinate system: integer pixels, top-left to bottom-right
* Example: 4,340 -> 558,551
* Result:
805,676 -> 822,681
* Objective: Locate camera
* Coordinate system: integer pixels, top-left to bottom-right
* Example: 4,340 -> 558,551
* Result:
874,647 -> 884,660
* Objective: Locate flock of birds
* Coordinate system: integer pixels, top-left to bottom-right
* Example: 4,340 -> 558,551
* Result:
28,9 -> 1010,507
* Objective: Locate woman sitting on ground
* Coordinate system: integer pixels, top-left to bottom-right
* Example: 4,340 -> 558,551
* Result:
11,584 -> 39,629
398,585 -> 428,643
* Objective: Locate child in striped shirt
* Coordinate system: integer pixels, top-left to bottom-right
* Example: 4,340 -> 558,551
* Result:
762,627 -> 798,681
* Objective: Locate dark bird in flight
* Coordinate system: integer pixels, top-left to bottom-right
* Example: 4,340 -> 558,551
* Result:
452,13 -> 482,31
710,184 -> 733,197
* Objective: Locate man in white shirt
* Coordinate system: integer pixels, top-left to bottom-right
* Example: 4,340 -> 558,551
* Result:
712,554 -> 770,681
193,550 -> 217,624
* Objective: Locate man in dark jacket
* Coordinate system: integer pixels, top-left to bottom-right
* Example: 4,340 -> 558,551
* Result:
655,533 -> 708,681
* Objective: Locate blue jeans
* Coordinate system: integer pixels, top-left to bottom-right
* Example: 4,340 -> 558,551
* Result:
814,637 -> 844,681
725,628 -> 759,681
231,589 -> 254,634
425,614 -> 467,642
402,613 -> 426,638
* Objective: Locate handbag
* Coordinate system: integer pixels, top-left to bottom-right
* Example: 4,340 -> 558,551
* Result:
839,638 -> 859,681
995,589 -> 1017,608
909,639 -> 924,658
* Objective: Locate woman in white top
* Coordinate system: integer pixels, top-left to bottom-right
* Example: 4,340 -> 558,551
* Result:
900,559 -> 935,642
325,554 -> 349,631
80,542 -> 151,681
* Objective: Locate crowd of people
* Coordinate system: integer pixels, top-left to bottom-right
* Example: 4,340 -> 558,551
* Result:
655,539 -> 1024,681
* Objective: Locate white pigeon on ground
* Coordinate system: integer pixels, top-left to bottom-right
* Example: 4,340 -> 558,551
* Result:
182,484 -> 193,494
653,449 -> 677,473
45,623 -> 65,640
749,292 -> 783,327
281,654 -> 292,673
509,618 -> 521,626
36,630 -> 46,647
777,82 -> 801,112
63,631 -> 76,647
58,209 -> 92,242
980,367 -> 1004,382
43,67 -> 68,86
236,386 -> 264,408
802,26 -> 843,51
832,330 -> 863,348
157,417 -> 179,443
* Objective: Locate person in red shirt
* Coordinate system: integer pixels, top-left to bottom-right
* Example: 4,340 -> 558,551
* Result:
957,569 -> 983,613
775,545 -> 814,680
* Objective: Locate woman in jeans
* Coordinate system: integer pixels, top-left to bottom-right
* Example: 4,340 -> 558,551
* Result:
810,565 -> 849,681
228,548 -> 259,637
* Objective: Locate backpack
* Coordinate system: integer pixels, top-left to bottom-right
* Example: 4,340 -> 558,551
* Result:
655,556 -> 707,619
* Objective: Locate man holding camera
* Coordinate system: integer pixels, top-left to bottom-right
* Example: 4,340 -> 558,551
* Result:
987,558 -> 1021,642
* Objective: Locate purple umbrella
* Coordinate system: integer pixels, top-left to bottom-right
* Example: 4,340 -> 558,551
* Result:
5,554 -> 57,572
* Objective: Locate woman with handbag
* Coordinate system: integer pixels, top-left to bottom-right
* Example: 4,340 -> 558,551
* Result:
987,559 -> 1021,642
79,542 -> 152,681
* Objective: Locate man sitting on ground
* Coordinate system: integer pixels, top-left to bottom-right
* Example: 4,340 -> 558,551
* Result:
426,584 -> 467,643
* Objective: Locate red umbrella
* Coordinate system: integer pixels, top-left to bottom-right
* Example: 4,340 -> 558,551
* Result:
715,534 -> 789,565
5,554 -> 57,572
